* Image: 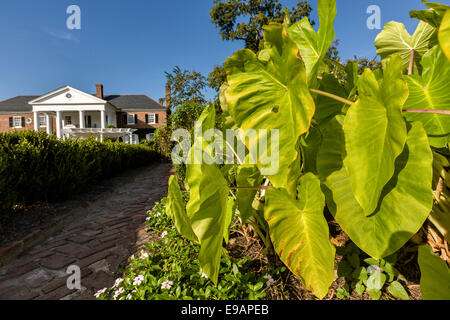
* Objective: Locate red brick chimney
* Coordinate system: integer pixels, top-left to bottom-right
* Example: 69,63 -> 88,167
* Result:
165,84 -> 171,109
96,84 -> 104,99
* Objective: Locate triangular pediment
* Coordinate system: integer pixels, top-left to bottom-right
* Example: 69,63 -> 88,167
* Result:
29,86 -> 106,105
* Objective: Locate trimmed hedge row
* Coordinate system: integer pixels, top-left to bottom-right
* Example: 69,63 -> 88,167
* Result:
0,131 -> 159,215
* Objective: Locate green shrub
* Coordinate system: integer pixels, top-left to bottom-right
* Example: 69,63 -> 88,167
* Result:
0,131 -> 159,216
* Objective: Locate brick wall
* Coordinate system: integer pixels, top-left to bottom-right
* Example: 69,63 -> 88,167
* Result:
118,110 -> 168,130
0,114 -> 52,133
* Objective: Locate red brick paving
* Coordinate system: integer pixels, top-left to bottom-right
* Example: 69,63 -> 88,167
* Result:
0,163 -> 171,300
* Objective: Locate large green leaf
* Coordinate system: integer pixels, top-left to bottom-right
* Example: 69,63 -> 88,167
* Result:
343,55 -> 408,216
314,74 -> 348,124
186,105 -> 230,284
224,23 -> 315,194
319,118 -> 433,259
410,1 -> 449,28
404,45 -> 450,147
375,21 -> 437,73
287,0 -> 337,84
265,173 -> 335,299
167,175 -> 198,243
418,245 -> 450,300
236,164 -> 263,223
439,9 -> 450,60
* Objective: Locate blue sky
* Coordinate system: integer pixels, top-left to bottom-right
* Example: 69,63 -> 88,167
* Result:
0,0 -> 448,102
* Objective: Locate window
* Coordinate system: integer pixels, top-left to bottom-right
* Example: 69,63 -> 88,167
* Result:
127,114 -> 136,125
39,116 -> 47,127
147,113 -> 156,124
146,133 -> 155,140
13,116 -> 22,128
64,116 -> 72,125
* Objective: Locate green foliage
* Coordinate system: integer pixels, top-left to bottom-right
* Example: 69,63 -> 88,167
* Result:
167,176 -> 199,243
336,243 -> 409,300
169,100 -> 205,132
162,0 -> 449,300
265,173 -> 335,299
375,20 -> 437,74
95,200 -> 268,300
164,66 -> 208,109
0,131 -> 158,216
440,9 -> 450,60
210,0 -> 313,53
343,54 -> 408,216
224,22 -> 315,193
404,46 -> 450,147
410,0 -> 449,28
287,0 -> 336,85
185,105 -> 230,284
418,245 -> 450,300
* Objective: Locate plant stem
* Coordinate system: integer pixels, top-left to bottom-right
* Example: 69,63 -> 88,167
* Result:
229,186 -> 272,190
404,109 -> 450,115
310,88 -> 450,115
309,88 -> 355,105
408,49 -> 415,75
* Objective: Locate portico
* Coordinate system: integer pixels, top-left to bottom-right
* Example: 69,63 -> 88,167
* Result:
29,86 -> 120,141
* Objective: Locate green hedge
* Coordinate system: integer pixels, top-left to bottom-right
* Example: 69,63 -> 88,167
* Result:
0,131 -> 159,215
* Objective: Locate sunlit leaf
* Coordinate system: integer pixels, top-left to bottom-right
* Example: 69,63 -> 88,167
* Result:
319,117 -> 433,259
404,45 -> 450,147
224,23 -> 315,194
265,173 -> 335,299
186,105 -> 230,284
375,21 -> 437,73
439,9 -> 450,60
343,54 -> 408,216
167,175 -> 199,243
288,0 -> 337,84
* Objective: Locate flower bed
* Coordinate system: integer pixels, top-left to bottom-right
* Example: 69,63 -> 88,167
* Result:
95,199 -> 281,300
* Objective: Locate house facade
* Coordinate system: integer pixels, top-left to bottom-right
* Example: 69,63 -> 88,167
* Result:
0,84 -> 168,142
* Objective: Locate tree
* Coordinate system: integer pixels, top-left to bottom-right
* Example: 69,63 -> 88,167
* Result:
210,0 -> 313,53
169,101 -> 205,132
163,66 -> 208,109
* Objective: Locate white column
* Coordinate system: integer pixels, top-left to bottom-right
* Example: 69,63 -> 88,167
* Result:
100,110 -> 106,129
79,111 -> 85,129
33,112 -> 39,132
56,111 -> 62,139
46,114 -> 52,135
100,110 -> 106,142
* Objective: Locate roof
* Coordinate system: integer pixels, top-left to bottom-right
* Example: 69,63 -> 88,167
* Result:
0,96 -> 38,112
103,95 -> 165,111
0,94 -> 165,112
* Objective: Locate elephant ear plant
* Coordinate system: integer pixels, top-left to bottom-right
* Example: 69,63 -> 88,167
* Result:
167,0 -> 450,299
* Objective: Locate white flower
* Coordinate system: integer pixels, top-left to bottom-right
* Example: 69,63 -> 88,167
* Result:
156,212 -> 161,217
171,226 -> 176,229
146,216 -> 151,221
133,275 -> 145,286
161,280 -> 173,290
94,288 -> 107,298
130,254 -> 135,260
113,278 -> 123,288
113,287 -> 124,299
201,272 -> 208,279
140,251 -> 149,259
263,274 -> 275,287
161,231 -> 168,238
126,293 -> 132,300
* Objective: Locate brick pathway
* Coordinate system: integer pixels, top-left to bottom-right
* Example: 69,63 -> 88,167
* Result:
0,163 -> 172,300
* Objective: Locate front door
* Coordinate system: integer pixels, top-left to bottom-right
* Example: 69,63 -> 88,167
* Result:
84,115 -> 92,128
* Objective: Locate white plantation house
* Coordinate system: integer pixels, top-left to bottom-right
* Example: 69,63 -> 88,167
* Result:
0,84 -> 169,143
